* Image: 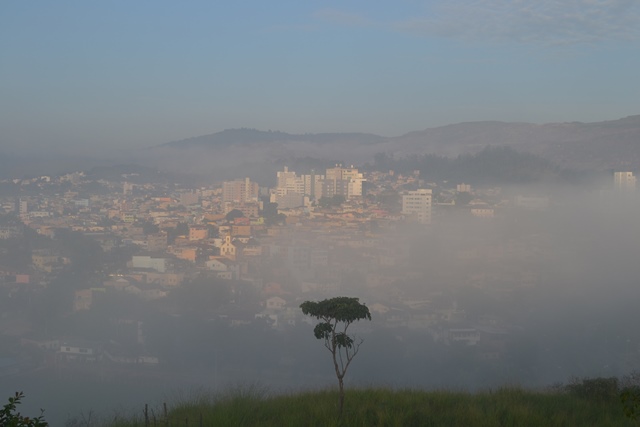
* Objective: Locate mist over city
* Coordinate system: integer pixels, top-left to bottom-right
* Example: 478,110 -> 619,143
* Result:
2,1 -> 640,425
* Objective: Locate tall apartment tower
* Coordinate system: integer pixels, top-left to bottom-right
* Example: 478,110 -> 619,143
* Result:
222,178 -> 259,203
324,164 -> 365,199
614,172 -> 637,191
276,167 -> 299,190
272,167 -> 304,208
18,199 -> 28,216
306,169 -> 324,201
402,189 -> 432,224
272,167 -> 326,208
276,167 -> 305,194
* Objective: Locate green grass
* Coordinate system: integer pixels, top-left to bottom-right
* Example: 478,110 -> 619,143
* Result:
100,385 -> 637,427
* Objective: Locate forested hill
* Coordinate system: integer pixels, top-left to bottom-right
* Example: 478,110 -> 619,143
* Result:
369,146 -> 575,185
384,115 -> 640,170
153,116 -> 640,175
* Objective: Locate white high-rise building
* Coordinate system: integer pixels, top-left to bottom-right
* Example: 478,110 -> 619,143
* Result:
276,167 -> 299,190
402,189 -> 432,224
614,172 -> 636,191
273,167 -> 326,208
303,170 -> 324,201
273,167 -> 305,208
323,164 -> 365,199
276,167 -> 306,194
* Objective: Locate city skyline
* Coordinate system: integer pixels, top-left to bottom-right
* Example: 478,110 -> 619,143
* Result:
1,1 -> 640,155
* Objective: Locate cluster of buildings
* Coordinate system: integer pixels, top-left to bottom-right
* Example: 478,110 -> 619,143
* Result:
270,164 -> 365,209
269,165 -> 432,224
0,167 -> 637,374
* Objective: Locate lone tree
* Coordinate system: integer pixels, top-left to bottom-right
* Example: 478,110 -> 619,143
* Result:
300,297 -> 371,414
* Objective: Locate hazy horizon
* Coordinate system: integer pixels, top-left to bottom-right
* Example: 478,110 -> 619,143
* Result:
2,1 -> 640,155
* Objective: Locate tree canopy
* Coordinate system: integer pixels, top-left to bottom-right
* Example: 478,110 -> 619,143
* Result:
225,209 -> 245,222
318,195 -> 345,208
300,297 -> 371,325
370,146 -> 563,185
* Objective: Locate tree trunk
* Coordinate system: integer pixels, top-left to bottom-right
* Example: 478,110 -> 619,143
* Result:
338,376 -> 345,415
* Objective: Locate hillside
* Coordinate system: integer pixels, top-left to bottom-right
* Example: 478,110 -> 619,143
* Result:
90,386 -> 634,427
144,116 -> 640,180
380,115 -> 640,170
4,116 -> 637,181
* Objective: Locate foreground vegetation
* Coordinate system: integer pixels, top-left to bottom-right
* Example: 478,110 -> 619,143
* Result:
83,383 -> 637,427
9,376 -> 640,426
1,392 -> 48,427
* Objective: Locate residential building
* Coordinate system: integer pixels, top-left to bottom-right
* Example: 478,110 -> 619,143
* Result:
614,171 -> 637,191
222,178 -> 259,203
457,183 -> 471,193
189,225 -> 209,241
270,189 -> 305,209
178,191 -> 199,206
130,255 -> 167,273
273,167 -> 324,207
471,208 -> 495,218
402,189 -> 432,224
323,164 -> 364,199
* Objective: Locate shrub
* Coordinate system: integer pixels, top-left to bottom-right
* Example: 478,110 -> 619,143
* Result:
566,377 -> 619,402
0,392 -> 48,427
621,386 -> 640,421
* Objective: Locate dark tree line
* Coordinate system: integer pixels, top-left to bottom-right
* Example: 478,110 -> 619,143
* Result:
370,146 -> 566,185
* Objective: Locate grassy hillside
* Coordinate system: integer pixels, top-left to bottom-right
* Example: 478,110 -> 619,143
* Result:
101,386 -> 636,427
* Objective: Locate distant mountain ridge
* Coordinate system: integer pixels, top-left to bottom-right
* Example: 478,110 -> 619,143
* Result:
387,115 -> 640,163
162,128 -> 386,148
4,116 -> 637,181
146,115 -> 640,179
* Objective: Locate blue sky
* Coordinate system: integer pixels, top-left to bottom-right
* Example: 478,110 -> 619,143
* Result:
1,0 -> 639,154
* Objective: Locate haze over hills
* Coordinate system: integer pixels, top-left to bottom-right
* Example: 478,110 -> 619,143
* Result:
161,128 -> 387,148
143,115 -> 640,180
2,115 -> 639,181
388,115 -> 640,170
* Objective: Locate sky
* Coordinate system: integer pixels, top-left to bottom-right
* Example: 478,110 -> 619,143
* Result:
1,0 -> 639,154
